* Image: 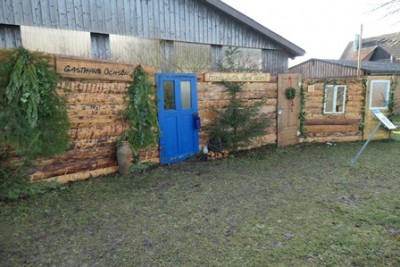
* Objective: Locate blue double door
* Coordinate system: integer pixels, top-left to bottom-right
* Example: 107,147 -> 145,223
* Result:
156,73 -> 199,165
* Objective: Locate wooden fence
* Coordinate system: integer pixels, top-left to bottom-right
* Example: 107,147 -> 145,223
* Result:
31,56 -> 158,183
29,56 -> 279,183
3,55 -> 393,183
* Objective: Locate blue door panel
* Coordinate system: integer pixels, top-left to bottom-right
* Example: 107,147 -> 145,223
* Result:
157,73 -> 199,165
178,114 -> 195,154
163,116 -> 178,157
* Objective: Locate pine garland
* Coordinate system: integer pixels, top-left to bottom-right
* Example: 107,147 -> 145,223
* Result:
0,47 -> 70,199
120,65 -> 159,160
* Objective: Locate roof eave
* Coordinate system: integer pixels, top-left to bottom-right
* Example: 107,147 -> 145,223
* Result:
202,0 -> 305,57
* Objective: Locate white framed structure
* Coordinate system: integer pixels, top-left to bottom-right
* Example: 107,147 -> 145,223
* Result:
323,85 -> 347,114
369,80 -> 391,110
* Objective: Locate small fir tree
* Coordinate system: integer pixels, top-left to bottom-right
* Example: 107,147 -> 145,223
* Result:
208,81 -> 270,151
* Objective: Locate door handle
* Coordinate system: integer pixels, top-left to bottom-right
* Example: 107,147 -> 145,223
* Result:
193,113 -> 201,129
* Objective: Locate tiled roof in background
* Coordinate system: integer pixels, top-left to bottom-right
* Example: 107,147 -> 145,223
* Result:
340,32 -> 400,62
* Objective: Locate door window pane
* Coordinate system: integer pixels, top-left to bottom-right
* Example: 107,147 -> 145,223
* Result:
164,81 -> 175,110
181,81 -> 192,109
370,80 -> 390,109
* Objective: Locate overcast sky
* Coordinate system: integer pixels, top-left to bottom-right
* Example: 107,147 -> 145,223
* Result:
221,0 -> 400,66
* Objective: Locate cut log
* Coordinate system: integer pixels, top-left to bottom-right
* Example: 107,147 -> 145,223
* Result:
42,166 -> 119,184
306,119 -> 359,126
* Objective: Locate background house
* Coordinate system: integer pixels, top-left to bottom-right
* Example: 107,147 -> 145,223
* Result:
288,59 -> 400,79
340,32 -> 400,63
0,0 -> 304,74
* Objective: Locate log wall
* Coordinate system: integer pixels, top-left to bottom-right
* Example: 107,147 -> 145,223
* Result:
31,56 -> 158,183
302,80 -> 365,143
29,56 -> 279,183
197,76 -> 278,149
27,60 -> 396,183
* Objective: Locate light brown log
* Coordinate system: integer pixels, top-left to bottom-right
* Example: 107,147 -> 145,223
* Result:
69,115 -> 122,128
69,137 -> 118,150
306,119 -> 359,125
37,166 -> 119,184
306,124 -> 359,134
59,81 -> 128,94
67,93 -> 126,105
304,135 -> 362,143
33,145 -> 117,167
69,124 -> 129,140
31,157 -> 117,180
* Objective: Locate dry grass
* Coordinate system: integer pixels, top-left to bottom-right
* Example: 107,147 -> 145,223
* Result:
1,141 -> 399,266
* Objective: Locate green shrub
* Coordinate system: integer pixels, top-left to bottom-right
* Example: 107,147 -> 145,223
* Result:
0,47 -> 70,200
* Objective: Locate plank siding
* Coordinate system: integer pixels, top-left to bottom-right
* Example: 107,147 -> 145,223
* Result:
0,0 -> 283,50
290,60 -> 362,79
0,24 -> 22,47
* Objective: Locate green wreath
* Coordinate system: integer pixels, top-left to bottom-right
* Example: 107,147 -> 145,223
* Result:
285,87 -> 296,100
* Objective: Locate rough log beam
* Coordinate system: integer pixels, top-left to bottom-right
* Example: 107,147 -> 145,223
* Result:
306,119 -> 359,125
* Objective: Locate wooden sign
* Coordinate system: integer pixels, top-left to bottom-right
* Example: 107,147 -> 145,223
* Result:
204,72 -> 271,82
55,56 -> 138,82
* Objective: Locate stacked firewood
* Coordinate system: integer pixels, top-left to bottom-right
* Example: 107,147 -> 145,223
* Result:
206,150 -> 229,161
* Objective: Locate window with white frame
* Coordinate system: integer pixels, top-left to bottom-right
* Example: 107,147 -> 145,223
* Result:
370,80 -> 390,110
324,85 -> 347,114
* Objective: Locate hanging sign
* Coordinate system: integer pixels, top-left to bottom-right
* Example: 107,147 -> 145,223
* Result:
204,72 -> 271,82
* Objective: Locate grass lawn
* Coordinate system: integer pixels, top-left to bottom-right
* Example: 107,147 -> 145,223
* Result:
1,141 -> 399,266
391,115 -> 400,141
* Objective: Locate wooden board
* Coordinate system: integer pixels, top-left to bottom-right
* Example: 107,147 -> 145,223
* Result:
55,56 -> 155,82
306,119 -> 359,125
204,72 -> 271,82
277,74 -> 301,147
306,124 -> 359,134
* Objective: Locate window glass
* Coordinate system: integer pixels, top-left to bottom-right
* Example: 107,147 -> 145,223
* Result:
370,80 -> 390,109
181,81 -> 192,109
324,85 -> 335,113
324,85 -> 346,114
164,81 -> 175,110
21,26 -> 91,57
336,86 -> 346,113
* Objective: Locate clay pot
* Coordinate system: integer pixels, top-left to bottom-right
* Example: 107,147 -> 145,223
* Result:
117,141 -> 133,176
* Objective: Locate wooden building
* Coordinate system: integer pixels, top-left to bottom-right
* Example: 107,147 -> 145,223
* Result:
340,32 -> 400,63
289,59 -> 400,79
290,58 -> 400,142
0,0 -> 305,74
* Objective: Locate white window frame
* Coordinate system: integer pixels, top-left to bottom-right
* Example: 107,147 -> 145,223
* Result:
369,80 -> 391,110
323,85 -> 347,114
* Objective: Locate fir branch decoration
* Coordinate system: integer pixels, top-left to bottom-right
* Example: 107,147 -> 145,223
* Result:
285,87 -> 296,100
298,83 -> 307,137
121,65 -> 159,160
0,47 -> 70,200
388,77 -> 397,121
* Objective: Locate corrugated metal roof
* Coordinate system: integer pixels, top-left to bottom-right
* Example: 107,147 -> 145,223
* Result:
319,59 -> 400,74
289,58 -> 400,79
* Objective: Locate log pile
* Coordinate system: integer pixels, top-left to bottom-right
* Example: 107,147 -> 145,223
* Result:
206,150 -> 229,161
